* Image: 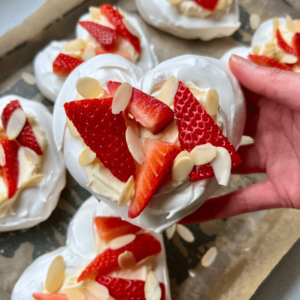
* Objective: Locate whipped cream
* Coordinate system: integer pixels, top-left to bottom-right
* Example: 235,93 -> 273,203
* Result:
53,54 -> 245,232
34,9 -> 158,103
12,197 -> 171,300
135,0 -> 240,40
0,95 -> 66,232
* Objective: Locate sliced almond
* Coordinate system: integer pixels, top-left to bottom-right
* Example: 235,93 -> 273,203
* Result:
211,147 -> 231,186
118,175 -> 135,207
22,174 -> 44,189
64,39 -> 85,53
78,148 -> 96,166
0,145 -> 6,166
286,15 -> 295,33
252,45 -> 261,55
118,251 -> 136,269
166,0 -> 183,5
156,76 -> 179,107
7,109 -> 26,140
67,118 -> 80,137
165,224 -> 177,240
109,234 -> 136,250
294,20 -> 300,33
172,156 -> 194,183
86,281 -> 109,300
89,6 -> 101,19
205,88 -> 219,116
76,77 -> 103,99
24,147 -> 40,164
190,143 -> 217,166
45,255 -> 65,293
174,150 -> 191,163
66,288 -> 86,300
22,72 -> 36,85
125,126 -> 144,164
281,54 -> 298,64
112,82 -> 132,114
145,271 -> 161,300
201,247 -> 218,267
273,18 -> 280,39
123,18 -> 141,38
177,224 -> 195,243
82,46 -> 96,61
249,14 -> 261,31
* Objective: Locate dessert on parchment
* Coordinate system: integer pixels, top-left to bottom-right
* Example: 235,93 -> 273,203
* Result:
34,4 -> 158,102
0,95 -> 66,231
53,54 -> 245,232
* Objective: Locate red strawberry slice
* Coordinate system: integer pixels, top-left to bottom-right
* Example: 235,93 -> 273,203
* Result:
53,53 -> 83,77
248,54 -> 292,71
0,137 -> 19,199
128,139 -> 180,219
78,21 -> 119,51
32,293 -> 67,300
106,81 -> 174,134
1,100 -> 43,155
100,4 -> 141,56
78,232 -> 161,282
96,276 -> 166,300
95,216 -> 141,241
292,32 -> 300,58
174,82 -> 241,182
276,28 -> 296,55
193,0 -> 218,11
64,98 -> 136,182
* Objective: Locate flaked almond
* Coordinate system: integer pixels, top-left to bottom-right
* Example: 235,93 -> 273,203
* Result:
177,224 -> 195,243
66,288 -> 86,300
0,145 -> 5,166
281,54 -> 298,64
249,14 -> 261,30
22,72 -> 36,85
211,147 -> 231,186
205,88 -> 219,116
190,143 -> 217,166
112,82 -> 132,114
22,174 -> 44,189
125,126 -> 144,164
118,175 -> 135,207
82,46 -> 96,61
45,255 -> 65,293
118,251 -> 136,269
172,156 -> 194,183
165,224 -> 176,240
89,6 -> 101,19
166,0 -> 183,6
64,39 -> 85,53
145,271 -> 161,300
123,18 -> 141,38
156,76 -> 179,107
109,234 -> 136,250
67,118 -> 80,137
294,20 -> 300,32
174,150 -> 191,163
76,77 -> 103,99
252,45 -> 261,55
286,15 -> 295,33
7,109 -> 26,140
201,247 -> 218,267
78,148 -> 96,166
86,281 -> 109,300
24,147 -> 40,164
273,18 -> 280,39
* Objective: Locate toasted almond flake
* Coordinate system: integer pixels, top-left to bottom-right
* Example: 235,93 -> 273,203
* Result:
177,224 -> 195,243
118,175 -> 135,207
22,72 -> 36,85
294,20 -> 300,33
249,14 -> 261,30
66,288 -> 86,300
240,135 -> 254,146
7,109 -> 26,140
125,126 -> 144,164
67,118 -> 80,137
118,251 -> 136,269
89,6 -> 101,18
22,174 -> 44,188
172,156 -> 194,183
281,54 -> 298,64
263,46 -> 276,56
273,18 -> 280,40
286,15 -> 295,33
205,88 -> 219,116
0,145 -> 5,166
123,18 -> 141,38
165,224 -> 177,240
78,148 -> 96,166
145,271 -> 161,300
174,150 -> 191,163
201,247 -> 218,267
252,45 -> 261,55
190,143 -> 217,166
86,281 -> 109,300
265,43 -> 276,50
211,147 -> 231,186
156,76 -> 179,107
112,82 -> 133,114
82,46 -> 96,61
166,0 -> 183,5
24,147 -> 40,164
76,77 -> 103,99
109,234 -> 136,250
45,255 -> 65,293
64,39 -> 85,53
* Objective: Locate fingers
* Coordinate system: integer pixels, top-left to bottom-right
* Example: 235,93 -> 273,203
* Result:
180,180 -> 278,224
229,55 -> 300,111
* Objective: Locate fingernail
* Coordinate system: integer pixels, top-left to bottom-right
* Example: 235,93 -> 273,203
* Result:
230,54 -> 257,69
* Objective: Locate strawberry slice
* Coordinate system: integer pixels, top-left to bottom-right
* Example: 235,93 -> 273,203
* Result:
95,216 -> 141,241
193,0 -> 218,11
96,276 -> 166,300
248,54 -> 292,71
0,137 -> 19,199
174,82 -> 241,182
53,53 -> 83,77
78,21 -> 119,51
106,81 -> 174,134
100,4 -> 141,56
78,232 -> 161,282
1,100 -> 43,155
64,98 -> 136,182
32,294 -> 67,300
276,28 -> 296,55
128,139 -> 180,219
292,32 -> 300,58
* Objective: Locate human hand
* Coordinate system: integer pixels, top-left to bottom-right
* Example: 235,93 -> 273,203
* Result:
181,54 -> 300,224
